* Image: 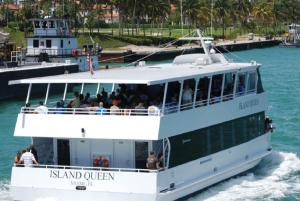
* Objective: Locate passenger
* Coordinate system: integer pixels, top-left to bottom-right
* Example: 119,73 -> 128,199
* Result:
14,151 -> 22,166
135,100 -> 146,115
148,101 -> 160,116
157,153 -> 164,170
96,102 -> 107,115
17,147 -> 40,167
110,100 -> 120,115
238,77 -> 245,95
265,116 -> 270,132
34,101 -> 48,114
56,101 -> 64,114
182,84 -> 193,108
269,120 -> 275,132
71,92 -> 81,108
123,106 -> 131,116
213,93 -> 220,103
25,103 -> 32,113
86,92 -> 94,103
146,150 -> 159,170
29,145 -> 38,162
21,149 -> 26,155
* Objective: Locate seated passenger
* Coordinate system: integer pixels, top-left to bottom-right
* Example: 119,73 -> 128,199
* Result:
25,103 -> 32,113
135,100 -> 146,115
213,93 -> 220,103
34,101 -> 48,114
56,100 -> 65,114
238,78 -> 245,95
148,101 -> 160,116
96,102 -> 107,115
110,100 -> 120,115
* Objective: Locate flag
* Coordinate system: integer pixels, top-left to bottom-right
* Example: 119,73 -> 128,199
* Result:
87,52 -> 94,75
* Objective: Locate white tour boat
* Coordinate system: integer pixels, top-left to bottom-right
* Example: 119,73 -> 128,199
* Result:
9,30 -> 273,201
23,8 -> 101,71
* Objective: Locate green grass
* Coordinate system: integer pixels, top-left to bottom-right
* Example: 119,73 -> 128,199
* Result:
3,27 -> 27,47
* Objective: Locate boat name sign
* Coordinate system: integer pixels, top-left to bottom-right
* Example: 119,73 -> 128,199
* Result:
239,99 -> 259,110
50,170 -> 115,182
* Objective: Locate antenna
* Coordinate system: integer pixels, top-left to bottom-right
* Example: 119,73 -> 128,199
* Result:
39,10 -> 44,19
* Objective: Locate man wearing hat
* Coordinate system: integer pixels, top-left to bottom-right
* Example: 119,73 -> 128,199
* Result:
110,100 -> 120,115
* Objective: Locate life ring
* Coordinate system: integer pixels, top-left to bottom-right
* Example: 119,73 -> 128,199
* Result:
72,49 -> 78,57
93,156 -> 109,168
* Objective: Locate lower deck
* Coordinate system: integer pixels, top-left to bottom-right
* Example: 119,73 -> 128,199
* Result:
11,132 -> 272,201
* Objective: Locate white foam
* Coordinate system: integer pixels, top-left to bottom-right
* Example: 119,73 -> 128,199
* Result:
188,151 -> 300,201
0,179 -> 13,201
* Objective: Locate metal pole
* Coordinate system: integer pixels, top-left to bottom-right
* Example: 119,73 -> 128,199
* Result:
45,83 -> 51,105
211,0 -> 213,37
26,84 -> 32,104
63,83 -> 68,101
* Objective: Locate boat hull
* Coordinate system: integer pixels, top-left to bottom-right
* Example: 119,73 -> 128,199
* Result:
11,132 -> 272,201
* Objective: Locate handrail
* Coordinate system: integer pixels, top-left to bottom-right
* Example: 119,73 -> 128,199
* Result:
20,90 -> 255,116
26,48 -> 98,56
13,163 -> 161,173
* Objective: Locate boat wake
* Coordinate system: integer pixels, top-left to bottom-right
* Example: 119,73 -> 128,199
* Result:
1,151 -> 299,201
0,179 -> 12,201
187,151 -> 300,201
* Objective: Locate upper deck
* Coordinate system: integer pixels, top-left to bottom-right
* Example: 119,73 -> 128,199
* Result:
9,53 -> 270,140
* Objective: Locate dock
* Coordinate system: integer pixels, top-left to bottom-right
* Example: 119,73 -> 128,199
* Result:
99,39 -> 280,63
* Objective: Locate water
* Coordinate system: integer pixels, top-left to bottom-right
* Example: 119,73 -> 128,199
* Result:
1,47 -> 300,200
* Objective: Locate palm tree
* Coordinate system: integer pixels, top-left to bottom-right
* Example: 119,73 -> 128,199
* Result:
95,3 -> 105,34
231,0 -> 251,34
182,0 -> 200,33
252,0 -> 272,37
214,0 -> 229,40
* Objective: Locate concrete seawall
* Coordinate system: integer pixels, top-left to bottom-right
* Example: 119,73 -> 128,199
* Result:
100,40 -> 280,63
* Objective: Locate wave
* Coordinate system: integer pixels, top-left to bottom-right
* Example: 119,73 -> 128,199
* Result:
0,179 -> 12,201
187,151 -> 300,201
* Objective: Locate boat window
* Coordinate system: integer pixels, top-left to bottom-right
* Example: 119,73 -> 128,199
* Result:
34,21 -> 40,28
49,21 -> 55,28
198,76 -> 210,106
42,21 -> 47,28
223,72 -> 235,101
210,74 -> 223,104
247,71 -> 256,94
60,40 -> 63,48
168,112 -> 265,168
236,73 -> 246,96
46,40 -> 52,48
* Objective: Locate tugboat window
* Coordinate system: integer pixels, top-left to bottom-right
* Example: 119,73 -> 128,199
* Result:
42,21 -> 47,28
49,21 -> 55,28
33,40 -> 39,48
34,21 -> 40,28
46,40 -> 52,48
60,40 -> 63,48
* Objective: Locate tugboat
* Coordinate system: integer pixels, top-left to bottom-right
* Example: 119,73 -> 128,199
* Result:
9,30 -> 273,201
25,8 -> 101,71
279,23 -> 300,48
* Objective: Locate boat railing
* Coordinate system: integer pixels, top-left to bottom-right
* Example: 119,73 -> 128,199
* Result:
13,163 -> 160,173
26,48 -> 98,56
